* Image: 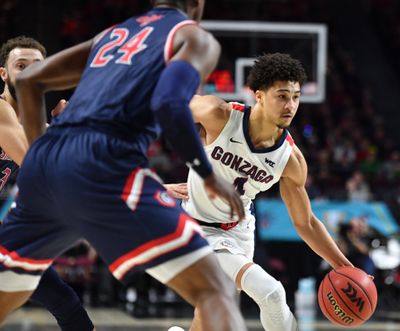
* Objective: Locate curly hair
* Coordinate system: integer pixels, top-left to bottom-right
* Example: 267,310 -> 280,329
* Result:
247,53 -> 307,92
0,36 -> 46,67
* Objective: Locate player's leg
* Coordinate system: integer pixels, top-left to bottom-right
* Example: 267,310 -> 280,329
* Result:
77,167 -> 247,331
0,194 -> 78,325
218,251 -> 298,331
0,223 -> 78,326
0,291 -> 33,324
165,253 -> 246,331
30,267 -> 95,331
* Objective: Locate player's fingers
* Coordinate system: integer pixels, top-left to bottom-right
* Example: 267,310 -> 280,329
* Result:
232,195 -> 245,221
51,99 -> 68,117
229,203 -> 234,220
167,190 -> 187,200
176,193 -> 189,201
176,187 -> 188,195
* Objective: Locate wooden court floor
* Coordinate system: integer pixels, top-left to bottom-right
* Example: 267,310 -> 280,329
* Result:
1,308 -> 399,331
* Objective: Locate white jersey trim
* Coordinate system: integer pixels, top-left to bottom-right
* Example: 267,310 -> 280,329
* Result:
164,20 -> 197,63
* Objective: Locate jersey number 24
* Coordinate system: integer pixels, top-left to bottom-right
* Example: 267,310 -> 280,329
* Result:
90,27 -> 153,67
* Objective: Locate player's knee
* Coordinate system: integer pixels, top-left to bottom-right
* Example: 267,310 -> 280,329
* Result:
240,264 -> 287,309
264,281 -> 286,309
192,260 -> 236,304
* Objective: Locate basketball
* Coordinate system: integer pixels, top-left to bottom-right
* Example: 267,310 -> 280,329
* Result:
318,266 -> 378,327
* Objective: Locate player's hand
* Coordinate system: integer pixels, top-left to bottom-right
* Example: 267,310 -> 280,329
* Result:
203,173 -> 245,221
164,183 -> 189,201
51,99 -> 69,117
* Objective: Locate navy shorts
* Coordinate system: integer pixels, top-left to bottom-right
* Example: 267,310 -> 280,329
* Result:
0,128 -> 210,291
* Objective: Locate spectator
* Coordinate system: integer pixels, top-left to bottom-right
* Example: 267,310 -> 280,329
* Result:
337,217 -> 376,275
346,171 -> 372,201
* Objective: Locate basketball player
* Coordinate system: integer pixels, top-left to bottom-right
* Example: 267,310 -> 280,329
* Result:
0,36 -> 95,331
177,53 -> 353,331
0,1 -> 247,330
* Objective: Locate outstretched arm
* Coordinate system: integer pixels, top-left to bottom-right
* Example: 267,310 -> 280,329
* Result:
280,146 -> 353,269
16,40 -> 93,145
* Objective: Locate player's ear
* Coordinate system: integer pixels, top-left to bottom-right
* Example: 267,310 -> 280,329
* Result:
255,90 -> 263,104
0,67 -> 7,82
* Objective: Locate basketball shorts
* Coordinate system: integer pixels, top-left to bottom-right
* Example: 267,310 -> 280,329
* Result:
0,128 -> 211,292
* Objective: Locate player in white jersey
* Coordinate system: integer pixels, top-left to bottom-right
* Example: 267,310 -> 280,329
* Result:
170,53 -> 354,331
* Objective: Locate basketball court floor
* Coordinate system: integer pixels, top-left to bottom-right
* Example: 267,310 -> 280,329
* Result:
1,307 -> 399,331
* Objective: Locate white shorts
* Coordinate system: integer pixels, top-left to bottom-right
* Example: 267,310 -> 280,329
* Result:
202,217 -> 255,260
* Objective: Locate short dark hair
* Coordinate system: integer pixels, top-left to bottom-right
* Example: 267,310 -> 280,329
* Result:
247,53 -> 307,92
0,36 -> 46,67
152,0 -> 186,6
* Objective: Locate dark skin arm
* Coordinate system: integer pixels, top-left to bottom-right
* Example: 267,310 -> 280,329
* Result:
170,26 -> 243,220
15,40 -> 93,145
15,23 -> 243,221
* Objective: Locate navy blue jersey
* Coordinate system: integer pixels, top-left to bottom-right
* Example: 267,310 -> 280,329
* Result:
0,8 -> 212,290
51,8 -> 196,155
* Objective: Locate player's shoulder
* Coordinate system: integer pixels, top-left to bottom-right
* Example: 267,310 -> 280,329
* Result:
0,98 -> 16,119
191,94 -> 227,108
282,144 -> 307,186
174,22 -> 219,51
190,94 -> 231,118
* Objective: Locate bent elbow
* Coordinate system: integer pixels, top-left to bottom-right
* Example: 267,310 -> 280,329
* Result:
293,219 -> 311,230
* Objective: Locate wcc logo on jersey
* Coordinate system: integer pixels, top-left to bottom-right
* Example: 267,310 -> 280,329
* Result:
341,282 -> 365,313
264,157 -> 275,168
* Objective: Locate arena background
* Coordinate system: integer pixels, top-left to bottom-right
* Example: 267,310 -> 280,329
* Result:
1,0 -> 399,330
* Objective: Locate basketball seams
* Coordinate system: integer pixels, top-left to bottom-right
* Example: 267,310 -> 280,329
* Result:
333,269 -> 374,310
318,278 -> 342,324
327,273 -> 365,322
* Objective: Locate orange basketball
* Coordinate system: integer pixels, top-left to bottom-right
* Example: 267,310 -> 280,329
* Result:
318,266 -> 378,327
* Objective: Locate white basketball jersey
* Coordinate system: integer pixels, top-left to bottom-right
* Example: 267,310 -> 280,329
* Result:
182,102 -> 294,224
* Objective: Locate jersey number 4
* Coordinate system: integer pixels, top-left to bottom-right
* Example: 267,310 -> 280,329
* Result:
233,177 -> 248,196
90,27 -> 153,67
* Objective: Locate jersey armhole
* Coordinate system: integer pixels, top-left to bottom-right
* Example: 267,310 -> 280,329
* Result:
163,20 -> 198,64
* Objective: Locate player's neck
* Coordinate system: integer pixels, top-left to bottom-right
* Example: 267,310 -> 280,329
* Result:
248,105 -> 284,149
154,2 -> 186,13
0,90 -> 17,113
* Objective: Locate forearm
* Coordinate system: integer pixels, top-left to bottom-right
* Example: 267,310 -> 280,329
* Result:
16,80 -> 47,145
295,215 -> 353,269
151,61 -> 212,178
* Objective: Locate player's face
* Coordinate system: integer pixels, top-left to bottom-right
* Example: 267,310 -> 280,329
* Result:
1,48 -> 44,100
260,80 -> 301,129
